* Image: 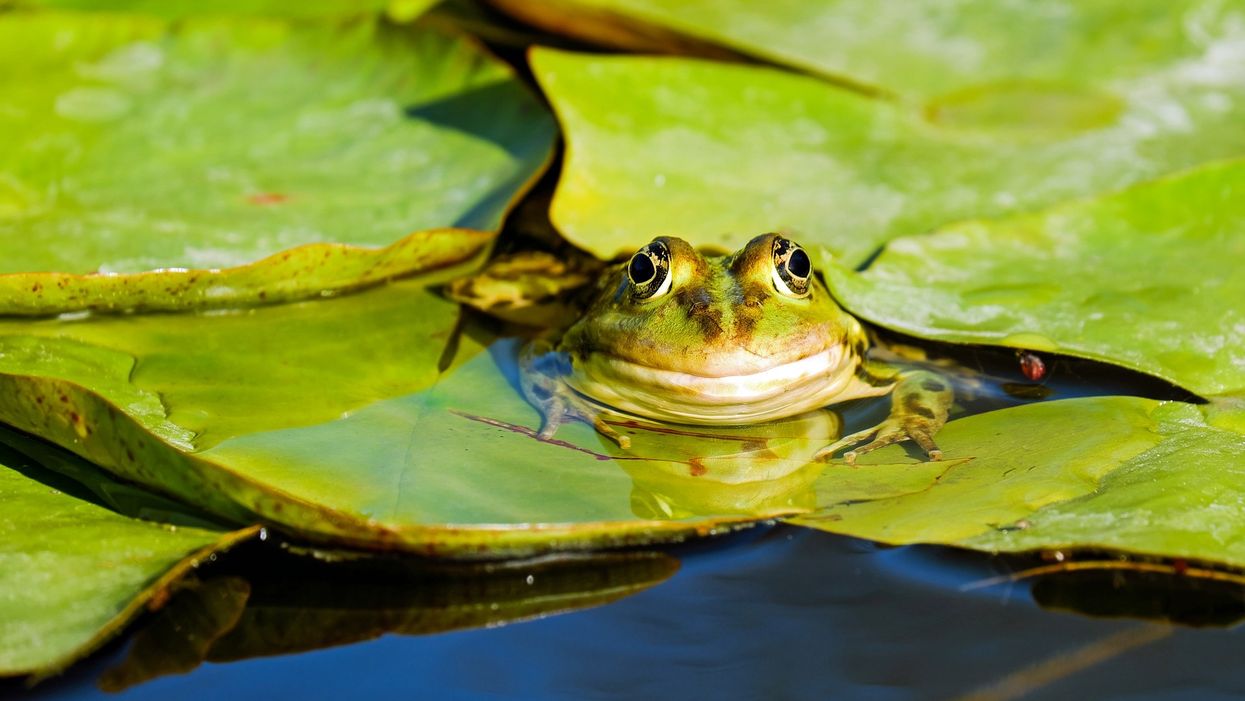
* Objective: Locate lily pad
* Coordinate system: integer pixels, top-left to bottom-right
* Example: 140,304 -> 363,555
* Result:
0,228 -> 493,315
0,449 -> 255,677
0,261 -> 808,555
14,0 -> 389,18
530,48 -> 1245,265
792,397 -> 1245,569
500,0 -> 1244,99
0,12 -> 554,311
827,159 -> 1245,398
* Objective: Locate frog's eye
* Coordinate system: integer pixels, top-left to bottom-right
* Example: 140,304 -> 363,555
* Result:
627,240 -> 672,300
771,237 -> 811,298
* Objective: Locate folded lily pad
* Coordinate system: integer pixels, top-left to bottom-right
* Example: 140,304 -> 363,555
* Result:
792,397 -> 1245,569
827,160 -> 1245,398
0,451 -> 255,678
0,12 -> 554,312
501,0 -> 1239,99
530,48 -> 1245,265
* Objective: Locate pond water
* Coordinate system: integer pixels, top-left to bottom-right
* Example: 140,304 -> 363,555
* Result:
9,524 -> 1245,701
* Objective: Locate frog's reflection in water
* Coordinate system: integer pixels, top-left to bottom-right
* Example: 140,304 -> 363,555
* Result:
601,410 -> 841,521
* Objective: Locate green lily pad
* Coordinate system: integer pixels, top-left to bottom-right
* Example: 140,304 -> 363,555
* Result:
530,48 -> 1245,265
792,396 -> 1245,568
501,0 -> 1240,99
17,0 -> 443,23
0,12 -> 554,312
0,260 -> 808,555
827,159 -> 1245,398
0,451 -> 255,677
13,0 -> 388,18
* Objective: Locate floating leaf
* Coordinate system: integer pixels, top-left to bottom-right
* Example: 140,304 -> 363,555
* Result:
13,0 -> 389,17
0,261 -> 810,555
826,160 -> 1245,398
500,0 -> 1244,99
0,451 -> 255,677
0,12 -> 554,312
792,397 -> 1245,569
530,48 -> 1245,265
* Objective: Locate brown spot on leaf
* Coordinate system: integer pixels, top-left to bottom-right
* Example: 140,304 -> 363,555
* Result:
247,192 -> 289,206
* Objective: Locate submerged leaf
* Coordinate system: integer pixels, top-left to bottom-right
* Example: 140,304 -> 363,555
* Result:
827,160 -> 1245,398
0,13 -> 554,311
792,397 -> 1245,569
530,48 -> 1245,265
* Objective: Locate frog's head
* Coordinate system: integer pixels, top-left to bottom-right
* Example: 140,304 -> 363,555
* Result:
559,234 -> 875,424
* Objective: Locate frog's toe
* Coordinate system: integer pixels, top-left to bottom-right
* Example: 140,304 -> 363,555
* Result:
592,415 -> 630,449
817,418 -> 943,464
839,424 -> 908,463
909,429 -> 942,461
536,402 -> 567,441
813,427 -> 879,462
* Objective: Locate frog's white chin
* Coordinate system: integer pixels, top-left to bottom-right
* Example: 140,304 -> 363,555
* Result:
566,346 -> 891,425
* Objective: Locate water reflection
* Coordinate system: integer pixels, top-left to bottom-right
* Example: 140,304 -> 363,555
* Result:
39,529 -> 1241,700
98,545 -> 677,692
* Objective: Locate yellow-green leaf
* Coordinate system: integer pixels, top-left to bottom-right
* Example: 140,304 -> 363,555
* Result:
827,160 -> 1245,398
501,0 -> 1239,99
530,48 -> 1245,265
793,397 -> 1245,568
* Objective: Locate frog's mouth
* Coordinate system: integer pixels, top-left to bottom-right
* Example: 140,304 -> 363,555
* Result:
567,345 -> 891,425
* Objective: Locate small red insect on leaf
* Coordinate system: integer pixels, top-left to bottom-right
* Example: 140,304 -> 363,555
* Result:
1017,351 -> 1047,382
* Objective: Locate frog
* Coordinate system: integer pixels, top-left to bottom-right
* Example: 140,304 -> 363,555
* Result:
497,233 -> 954,464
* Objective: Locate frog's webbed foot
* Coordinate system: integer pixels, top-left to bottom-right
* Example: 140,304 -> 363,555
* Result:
815,370 -> 953,465
520,341 -> 630,449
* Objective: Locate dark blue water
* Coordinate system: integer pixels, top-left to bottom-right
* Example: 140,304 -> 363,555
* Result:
11,522 -> 1245,701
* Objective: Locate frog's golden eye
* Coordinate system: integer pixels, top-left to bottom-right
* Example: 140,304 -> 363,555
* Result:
627,240 -> 672,300
771,237 -> 811,298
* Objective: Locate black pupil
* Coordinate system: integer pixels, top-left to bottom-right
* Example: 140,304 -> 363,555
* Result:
787,248 -> 811,278
629,252 -> 656,284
